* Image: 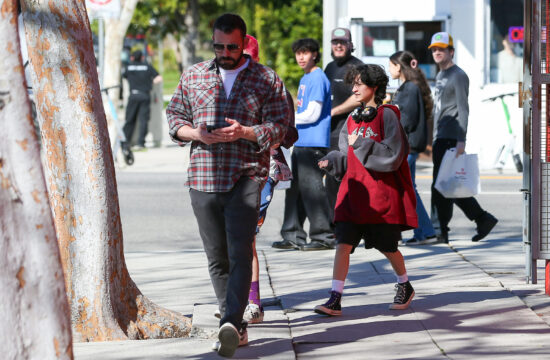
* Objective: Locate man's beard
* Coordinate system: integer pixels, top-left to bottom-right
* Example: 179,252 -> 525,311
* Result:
216,52 -> 244,70
331,49 -> 352,65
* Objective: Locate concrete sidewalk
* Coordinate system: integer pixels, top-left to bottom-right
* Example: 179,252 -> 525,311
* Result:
73,146 -> 550,359
74,241 -> 550,359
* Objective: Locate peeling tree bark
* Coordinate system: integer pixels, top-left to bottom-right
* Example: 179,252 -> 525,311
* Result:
20,0 -> 191,342
0,0 -> 73,359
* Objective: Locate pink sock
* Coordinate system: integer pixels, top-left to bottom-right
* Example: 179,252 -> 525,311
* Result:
249,281 -> 261,306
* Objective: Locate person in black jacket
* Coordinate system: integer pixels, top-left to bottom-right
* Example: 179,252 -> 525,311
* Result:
122,50 -> 162,151
389,50 -> 436,245
324,28 -> 364,223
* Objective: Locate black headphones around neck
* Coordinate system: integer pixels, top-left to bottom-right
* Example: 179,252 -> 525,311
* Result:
350,105 -> 378,123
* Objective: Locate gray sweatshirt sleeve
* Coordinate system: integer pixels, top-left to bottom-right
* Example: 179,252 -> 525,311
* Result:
454,70 -> 469,141
319,118 -> 350,180
351,109 -> 408,172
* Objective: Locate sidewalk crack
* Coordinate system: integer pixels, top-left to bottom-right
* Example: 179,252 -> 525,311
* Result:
261,249 -> 298,360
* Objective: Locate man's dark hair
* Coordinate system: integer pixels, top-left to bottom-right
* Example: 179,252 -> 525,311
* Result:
213,13 -> 246,37
131,50 -> 143,60
345,64 -> 389,105
291,38 -> 321,63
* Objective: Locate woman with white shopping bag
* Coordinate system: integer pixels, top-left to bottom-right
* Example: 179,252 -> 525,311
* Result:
429,32 -> 498,243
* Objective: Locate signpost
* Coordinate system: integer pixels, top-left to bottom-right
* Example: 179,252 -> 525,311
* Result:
85,0 -> 121,87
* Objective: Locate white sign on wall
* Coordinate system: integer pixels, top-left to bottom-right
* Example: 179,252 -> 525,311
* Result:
86,0 -> 121,19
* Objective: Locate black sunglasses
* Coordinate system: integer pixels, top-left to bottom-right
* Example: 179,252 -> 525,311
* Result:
213,43 -> 241,52
331,39 -> 349,46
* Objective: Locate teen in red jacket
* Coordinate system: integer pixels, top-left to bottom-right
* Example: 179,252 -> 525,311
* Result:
314,64 -> 418,316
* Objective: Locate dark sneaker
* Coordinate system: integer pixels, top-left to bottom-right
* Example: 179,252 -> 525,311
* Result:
389,281 -> 415,310
404,236 -> 437,245
272,239 -> 303,249
302,240 -> 335,251
215,322 -> 248,357
436,233 -> 449,244
472,212 -> 498,242
121,146 -> 134,166
314,291 -> 342,316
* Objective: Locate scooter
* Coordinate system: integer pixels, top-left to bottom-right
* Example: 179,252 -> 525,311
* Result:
482,91 -> 522,173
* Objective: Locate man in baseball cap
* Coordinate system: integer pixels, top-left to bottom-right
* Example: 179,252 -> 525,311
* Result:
331,27 -> 352,42
428,30 -> 499,245
428,31 -> 454,49
324,27 -> 363,229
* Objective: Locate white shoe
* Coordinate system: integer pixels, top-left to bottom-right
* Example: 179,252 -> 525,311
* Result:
214,308 -> 221,319
214,322 -> 248,357
243,303 -> 264,324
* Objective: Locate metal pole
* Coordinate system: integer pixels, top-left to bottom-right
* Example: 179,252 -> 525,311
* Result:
98,17 -> 105,88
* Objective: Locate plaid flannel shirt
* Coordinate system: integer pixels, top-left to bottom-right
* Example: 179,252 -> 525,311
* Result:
166,57 -> 291,192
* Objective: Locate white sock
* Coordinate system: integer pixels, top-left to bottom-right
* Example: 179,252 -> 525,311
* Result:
396,273 -> 408,284
331,279 -> 345,294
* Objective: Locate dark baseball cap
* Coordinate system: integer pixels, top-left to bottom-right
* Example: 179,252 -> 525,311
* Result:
331,28 -> 352,42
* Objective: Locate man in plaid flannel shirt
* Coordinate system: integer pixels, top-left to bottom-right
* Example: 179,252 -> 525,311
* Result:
166,13 -> 291,358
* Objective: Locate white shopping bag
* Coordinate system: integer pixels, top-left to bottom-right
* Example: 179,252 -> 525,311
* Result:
434,148 -> 481,198
275,146 -> 292,190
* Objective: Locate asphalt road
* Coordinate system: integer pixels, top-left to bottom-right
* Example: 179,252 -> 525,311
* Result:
117,165 -> 524,253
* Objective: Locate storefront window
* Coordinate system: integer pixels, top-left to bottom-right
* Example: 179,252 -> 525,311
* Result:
490,0 -> 524,83
361,21 -> 443,85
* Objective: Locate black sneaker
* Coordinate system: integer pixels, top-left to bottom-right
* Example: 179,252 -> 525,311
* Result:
314,291 -> 342,316
121,145 -> 134,166
301,240 -> 335,251
472,212 -> 498,242
389,281 -> 415,310
272,239 -> 303,249
436,233 -> 449,244
404,236 -> 437,245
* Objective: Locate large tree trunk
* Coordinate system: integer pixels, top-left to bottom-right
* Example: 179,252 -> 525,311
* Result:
1,0 -> 73,358
20,0 -> 191,342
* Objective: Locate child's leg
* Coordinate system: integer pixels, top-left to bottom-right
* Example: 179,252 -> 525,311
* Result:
382,249 -> 408,282
250,237 -> 260,302
333,243 -> 353,281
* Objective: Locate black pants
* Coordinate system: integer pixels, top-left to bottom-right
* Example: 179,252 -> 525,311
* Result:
189,177 -> 260,330
123,93 -> 150,147
431,138 -> 485,236
281,147 -> 334,243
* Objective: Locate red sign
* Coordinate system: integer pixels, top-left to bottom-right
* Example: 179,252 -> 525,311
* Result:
508,26 -> 524,43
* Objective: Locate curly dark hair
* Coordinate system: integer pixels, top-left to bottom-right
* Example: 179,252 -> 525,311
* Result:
291,38 -> 321,63
344,64 -> 388,105
389,50 -> 433,124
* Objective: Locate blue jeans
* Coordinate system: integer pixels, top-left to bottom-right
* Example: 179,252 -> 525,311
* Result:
256,177 -> 277,233
408,153 -> 436,239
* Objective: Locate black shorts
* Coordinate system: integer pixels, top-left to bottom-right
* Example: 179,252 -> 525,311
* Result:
335,222 -> 401,253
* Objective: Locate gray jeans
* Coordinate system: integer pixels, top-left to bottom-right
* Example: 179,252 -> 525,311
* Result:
189,177 -> 260,330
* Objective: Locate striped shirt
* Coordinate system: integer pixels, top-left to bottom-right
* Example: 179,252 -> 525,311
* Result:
166,57 -> 291,192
